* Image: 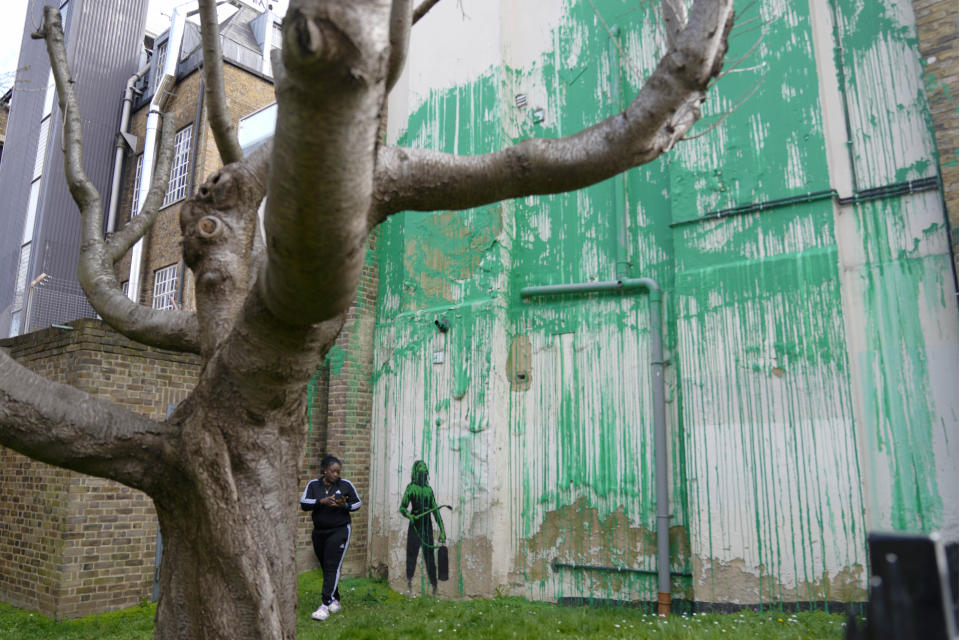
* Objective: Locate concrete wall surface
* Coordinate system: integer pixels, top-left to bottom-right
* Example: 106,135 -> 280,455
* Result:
369,0 -> 958,608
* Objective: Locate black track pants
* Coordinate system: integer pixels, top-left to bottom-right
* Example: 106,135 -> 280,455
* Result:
312,525 -> 350,605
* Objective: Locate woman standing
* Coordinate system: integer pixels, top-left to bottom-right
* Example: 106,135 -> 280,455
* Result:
399,460 -> 446,595
300,454 -> 362,621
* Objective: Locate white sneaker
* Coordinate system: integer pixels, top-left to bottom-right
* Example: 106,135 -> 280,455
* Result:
311,605 -> 330,621
328,600 -> 341,614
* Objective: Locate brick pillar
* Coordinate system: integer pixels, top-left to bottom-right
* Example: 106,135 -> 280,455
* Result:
299,232 -> 379,577
0,319 -> 200,619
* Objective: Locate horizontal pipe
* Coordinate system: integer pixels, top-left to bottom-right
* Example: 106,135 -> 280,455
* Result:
520,277 -> 660,299
669,177 -> 940,228
551,560 -> 692,578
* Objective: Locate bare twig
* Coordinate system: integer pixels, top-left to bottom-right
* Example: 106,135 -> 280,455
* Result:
681,76 -> 765,141
106,112 -> 178,263
198,0 -> 244,164
38,6 -> 200,354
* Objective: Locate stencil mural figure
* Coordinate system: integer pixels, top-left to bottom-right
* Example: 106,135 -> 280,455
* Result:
399,460 -> 450,595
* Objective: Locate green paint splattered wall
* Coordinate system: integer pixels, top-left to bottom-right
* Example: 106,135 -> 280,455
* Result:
367,0 -> 958,607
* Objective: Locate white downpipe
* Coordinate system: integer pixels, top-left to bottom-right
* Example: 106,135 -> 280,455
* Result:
107,64 -> 150,234
126,1 -> 196,302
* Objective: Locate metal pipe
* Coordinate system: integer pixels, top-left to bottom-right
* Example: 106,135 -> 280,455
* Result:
106,64 -> 150,233
520,276 -> 672,615
127,1 -> 197,303
669,177 -> 941,229
551,559 -> 692,578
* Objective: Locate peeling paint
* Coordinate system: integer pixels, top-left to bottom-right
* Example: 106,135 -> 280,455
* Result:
366,0 -> 957,609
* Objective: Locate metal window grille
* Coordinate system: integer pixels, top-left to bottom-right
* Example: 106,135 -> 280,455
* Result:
28,274 -> 97,333
162,125 -> 192,207
131,154 -> 143,215
152,264 -> 179,310
34,117 -> 49,180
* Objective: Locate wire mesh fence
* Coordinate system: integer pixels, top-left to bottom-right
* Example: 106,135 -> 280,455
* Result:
25,275 -> 98,332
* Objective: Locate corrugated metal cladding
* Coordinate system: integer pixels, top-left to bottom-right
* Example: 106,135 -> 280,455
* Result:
0,0 -> 148,334
368,0 -> 958,608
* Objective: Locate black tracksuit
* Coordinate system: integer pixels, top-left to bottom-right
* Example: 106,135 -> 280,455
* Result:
300,478 -> 362,605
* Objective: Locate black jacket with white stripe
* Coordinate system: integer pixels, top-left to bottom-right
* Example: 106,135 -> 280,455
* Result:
300,478 -> 362,529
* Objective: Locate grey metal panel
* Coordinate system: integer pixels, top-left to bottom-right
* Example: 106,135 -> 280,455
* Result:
0,0 -> 148,332
0,0 -> 53,318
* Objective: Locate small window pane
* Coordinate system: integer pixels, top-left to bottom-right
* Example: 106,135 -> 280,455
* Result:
12,243 -> 31,312
131,154 -> 143,216
153,42 -> 167,91
34,117 -> 50,179
162,125 -> 192,207
23,179 -> 41,245
152,264 -> 179,310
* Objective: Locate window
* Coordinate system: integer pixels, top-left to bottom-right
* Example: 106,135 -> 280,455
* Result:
162,125 -> 192,207
272,21 -> 282,49
23,180 -> 41,245
12,243 -> 31,314
131,154 -> 143,215
120,280 -> 129,296
34,117 -> 50,179
153,42 -> 167,92
42,70 -> 55,117
152,264 -> 179,310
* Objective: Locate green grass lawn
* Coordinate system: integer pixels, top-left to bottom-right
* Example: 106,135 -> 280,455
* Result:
0,573 -> 850,639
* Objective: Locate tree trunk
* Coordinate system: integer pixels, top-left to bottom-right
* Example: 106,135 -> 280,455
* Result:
152,387 -> 306,639
147,289 -> 344,639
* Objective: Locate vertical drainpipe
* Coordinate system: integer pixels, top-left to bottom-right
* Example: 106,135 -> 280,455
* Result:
127,1 -> 195,302
106,64 -> 150,234
519,277 -> 671,615
608,26 -> 630,280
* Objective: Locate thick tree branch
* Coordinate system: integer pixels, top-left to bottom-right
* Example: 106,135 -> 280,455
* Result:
0,348 -> 177,495
34,9 -> 101,245
105,111 -> 177,263
259,0 -> 392,326
182,142 -> 271,357
199,0 -> 244,164
412,0 -> 442,24
39,7 -> 201,354
371,0 -> 733,220
386,0 -> 412,91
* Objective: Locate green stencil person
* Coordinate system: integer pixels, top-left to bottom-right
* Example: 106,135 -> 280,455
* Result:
400,460 -> 446,594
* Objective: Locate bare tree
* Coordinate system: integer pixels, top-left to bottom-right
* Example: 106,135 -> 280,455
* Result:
0,1 -> 733,638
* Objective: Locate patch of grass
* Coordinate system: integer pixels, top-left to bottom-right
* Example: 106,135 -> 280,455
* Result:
296,575 -> 848,640
0,598 -> 155,640
0,575 -> 848,639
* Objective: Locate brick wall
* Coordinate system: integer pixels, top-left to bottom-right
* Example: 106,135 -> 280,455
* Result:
0,319 -> 200,619
116,63 -> 276,311
298,233 -> 379,577
912,0 -> 959,261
